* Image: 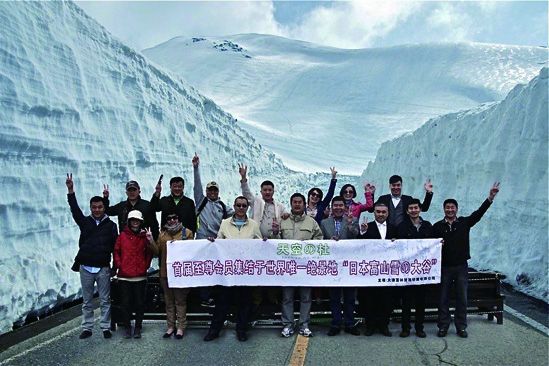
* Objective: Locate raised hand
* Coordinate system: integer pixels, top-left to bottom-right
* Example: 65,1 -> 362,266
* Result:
365,182 -> 376,194
154,178 -> 162,197
360,221 -> 368,233
66,173 -> 74,193
346,211 -> 354,225
424,178 -> 433,193
330,166 -> 337,179
144,227 -> 154,243
238,163 -> 247,180
192,153 -> 200,168
103,184 -> 109,199
489,181 -> 500,201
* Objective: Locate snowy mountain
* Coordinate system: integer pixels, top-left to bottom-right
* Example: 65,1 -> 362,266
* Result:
143,34 -> 547,174
0,2 -> 340,333
360,67 -> 548,301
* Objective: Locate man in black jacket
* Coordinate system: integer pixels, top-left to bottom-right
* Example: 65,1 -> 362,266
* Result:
396,198 -> 435,338
370,175 -> 433,227
433,182 -> 500,338
102,180 -> 159,240
357,202 -> 398,336
66,174 -> 118,340
150,176 -> 197,234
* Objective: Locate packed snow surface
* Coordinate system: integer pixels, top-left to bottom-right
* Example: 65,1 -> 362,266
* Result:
361,68 -> 548,301
0,2 -> 341,333
143,34 -> 547,174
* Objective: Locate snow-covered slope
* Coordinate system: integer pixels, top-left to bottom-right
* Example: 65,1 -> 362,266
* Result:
143,34 -> 547,174
360,68 -> 548,301
0,2 -> 340,333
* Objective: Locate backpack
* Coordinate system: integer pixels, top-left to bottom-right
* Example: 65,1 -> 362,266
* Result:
196,197 -> 228,219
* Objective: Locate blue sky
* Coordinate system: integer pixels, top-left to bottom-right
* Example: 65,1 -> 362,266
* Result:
78,1 -> 548,51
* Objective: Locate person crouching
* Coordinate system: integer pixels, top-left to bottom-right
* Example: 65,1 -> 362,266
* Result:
113,210 -> 155,339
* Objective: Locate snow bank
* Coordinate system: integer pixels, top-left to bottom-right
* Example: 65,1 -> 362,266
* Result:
0,2 -> 336,333
360,68 -> 548,301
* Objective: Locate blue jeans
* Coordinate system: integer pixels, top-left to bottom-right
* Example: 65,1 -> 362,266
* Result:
329,287 -> 356,327
438,264 -> 468,331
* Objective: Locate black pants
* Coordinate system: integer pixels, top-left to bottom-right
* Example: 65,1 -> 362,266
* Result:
210,286 -> 252,332
118,279 -> 147,328
358,287 -> 393,330
400,285 -> 427,331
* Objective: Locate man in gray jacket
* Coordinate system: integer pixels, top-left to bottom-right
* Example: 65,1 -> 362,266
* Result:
193,154 -> 234,306
320,196 -> 360,336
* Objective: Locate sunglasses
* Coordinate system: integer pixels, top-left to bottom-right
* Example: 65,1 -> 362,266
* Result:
166,216 -> 178,221
310,192 -> 320,197
235,204 -> 248,208
344,190 -> 354,194
127,187 -> 138,192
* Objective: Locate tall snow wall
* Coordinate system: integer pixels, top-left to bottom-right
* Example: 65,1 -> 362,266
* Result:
361,67 -> 548,301
0,1 -> 332,333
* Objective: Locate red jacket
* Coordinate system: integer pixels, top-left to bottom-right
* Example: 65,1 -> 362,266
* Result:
114,226 -> 153,278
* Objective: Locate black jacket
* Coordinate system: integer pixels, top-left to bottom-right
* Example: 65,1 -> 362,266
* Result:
68,193 -> 118,268
370,192 -> 433,213
397,217 -> 434,239
150,194 -> 197,233
358,220 -> 398,240
433,199 -> 492,267
104,197 -> 159,240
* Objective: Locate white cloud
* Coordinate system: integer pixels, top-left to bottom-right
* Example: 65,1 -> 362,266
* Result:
282,1 -> 421,49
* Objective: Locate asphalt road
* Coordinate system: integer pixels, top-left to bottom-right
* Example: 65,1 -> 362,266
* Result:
1,311 -> 547,366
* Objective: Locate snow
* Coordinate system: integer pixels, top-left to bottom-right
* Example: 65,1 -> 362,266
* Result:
0,2 -> 339,333
143,34 -> 547,174
360,67 -> 548,301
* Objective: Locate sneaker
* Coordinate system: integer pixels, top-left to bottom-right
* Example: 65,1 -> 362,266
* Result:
79,330 -> 92,339
299,328 -> 313,337
281,326 -> 294,338
102,330 -> 112,339
437,329 -> 447,338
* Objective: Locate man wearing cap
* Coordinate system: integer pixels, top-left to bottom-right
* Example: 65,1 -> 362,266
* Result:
65,174 -> 118,340
151,176 -> 197,234
192,154 -> 234,306
103,180 -> 160,240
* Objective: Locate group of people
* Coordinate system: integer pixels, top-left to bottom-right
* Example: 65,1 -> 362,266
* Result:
66,154 -> 500,342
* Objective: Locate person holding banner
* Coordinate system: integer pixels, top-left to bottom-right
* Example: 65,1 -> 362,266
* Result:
433,182 -> 500,339
203,196 -> 263,342
357,201 -> 398,337
396,198 -> 434,338
152,213 -> 194,340
192,154 -> 234,308
275,193 -> 324,338
320,196 -> 360,336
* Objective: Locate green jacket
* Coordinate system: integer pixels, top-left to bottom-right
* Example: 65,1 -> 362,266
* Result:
279,213 -> 323,240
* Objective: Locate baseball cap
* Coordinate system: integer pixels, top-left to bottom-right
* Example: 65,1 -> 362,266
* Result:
206,181 -> 219,190
127,210 -> 144,221
126,180 -> 140,190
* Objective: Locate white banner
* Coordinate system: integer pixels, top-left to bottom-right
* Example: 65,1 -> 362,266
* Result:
166,239 -> 442,288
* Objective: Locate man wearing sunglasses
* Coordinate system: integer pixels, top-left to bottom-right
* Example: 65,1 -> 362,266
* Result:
103,180 -> 159,240
203,196 -> 262,343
